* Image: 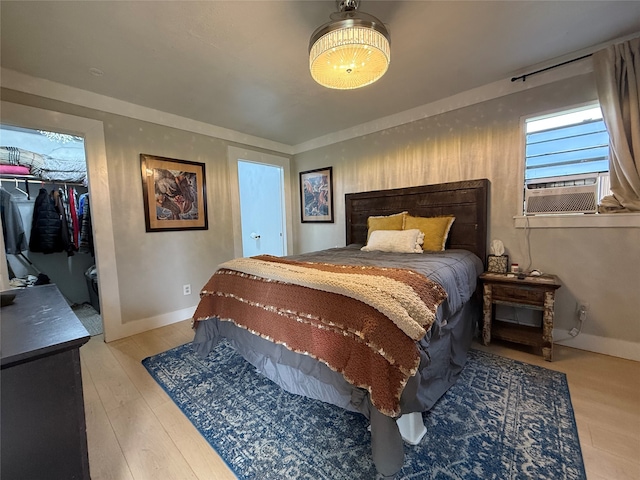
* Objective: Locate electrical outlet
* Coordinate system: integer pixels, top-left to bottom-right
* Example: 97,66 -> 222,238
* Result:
576,302 -> 589,322
576,302 -> 590,313
183,284 -> 191,296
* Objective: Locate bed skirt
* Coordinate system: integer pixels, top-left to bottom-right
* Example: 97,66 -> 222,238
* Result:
192,297 -> 479,477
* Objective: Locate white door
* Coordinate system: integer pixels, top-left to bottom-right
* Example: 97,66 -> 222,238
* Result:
227,146 -> 291,259
237,160 -> 285,257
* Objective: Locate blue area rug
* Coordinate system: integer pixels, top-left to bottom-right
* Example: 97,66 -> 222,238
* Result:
142,342 -> 586,480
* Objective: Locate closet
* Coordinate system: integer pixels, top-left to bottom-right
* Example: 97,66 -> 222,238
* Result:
0,125 -> 102,335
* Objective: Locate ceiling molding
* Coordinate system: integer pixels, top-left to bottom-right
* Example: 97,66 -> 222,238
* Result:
0,68 -> 294,156
291,56 -> 594,154
0,48 -> 597,157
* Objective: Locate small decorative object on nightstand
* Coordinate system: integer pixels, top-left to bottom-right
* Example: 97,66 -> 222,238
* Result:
480,272 -> 561,361
487,255 -> 509,273
487,239 -> 508,273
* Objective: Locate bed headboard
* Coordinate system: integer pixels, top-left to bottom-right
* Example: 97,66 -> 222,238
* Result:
345,179 -> 489,262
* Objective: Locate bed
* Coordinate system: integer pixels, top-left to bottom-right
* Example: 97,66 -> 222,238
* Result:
192,178 -> 489,478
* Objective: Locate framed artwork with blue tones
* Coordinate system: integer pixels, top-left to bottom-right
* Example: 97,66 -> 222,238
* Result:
300,166 -> 333,223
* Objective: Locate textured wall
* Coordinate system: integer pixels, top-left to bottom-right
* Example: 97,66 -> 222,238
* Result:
99,115 -> 235,322
1,88 -> 246,326
293,74 -> 640,344
2,71 -> 637,348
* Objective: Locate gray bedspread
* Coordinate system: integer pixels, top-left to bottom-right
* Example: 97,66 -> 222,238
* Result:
192,246 -> 484,477
285,245 -> 484,323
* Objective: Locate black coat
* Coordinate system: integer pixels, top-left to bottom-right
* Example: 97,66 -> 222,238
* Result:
29,188 -> 63,254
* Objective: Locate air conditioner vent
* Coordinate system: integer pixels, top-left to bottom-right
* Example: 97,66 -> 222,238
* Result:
525,184 -> 598,215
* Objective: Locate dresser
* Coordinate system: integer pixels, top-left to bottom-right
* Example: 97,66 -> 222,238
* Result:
1,284 -> 91,480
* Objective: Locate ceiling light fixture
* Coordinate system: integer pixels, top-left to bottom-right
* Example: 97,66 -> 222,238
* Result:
309,0 -> 390,90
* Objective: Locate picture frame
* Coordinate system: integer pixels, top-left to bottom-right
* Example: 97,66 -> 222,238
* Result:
140,154 -> 208,232
300,166 -> 334,223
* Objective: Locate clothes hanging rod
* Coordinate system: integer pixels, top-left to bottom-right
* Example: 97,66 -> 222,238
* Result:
511,53 -> 592,83
0,174 -> 86,187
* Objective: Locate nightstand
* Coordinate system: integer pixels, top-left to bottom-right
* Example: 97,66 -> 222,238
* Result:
480,272 -> 561,361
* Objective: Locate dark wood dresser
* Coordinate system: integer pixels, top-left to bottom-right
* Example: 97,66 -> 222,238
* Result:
1,284 -> 91,480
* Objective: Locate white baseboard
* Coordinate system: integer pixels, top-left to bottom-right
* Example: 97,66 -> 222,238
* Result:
103,313 -> 639,362
104,306 -> 196,342
553,329 -> 640,362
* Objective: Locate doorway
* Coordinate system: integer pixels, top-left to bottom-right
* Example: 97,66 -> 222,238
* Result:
227,146 -> 293,259
237,160 -> 285,257
1,101 -> 122,342
0,124 -> 103,335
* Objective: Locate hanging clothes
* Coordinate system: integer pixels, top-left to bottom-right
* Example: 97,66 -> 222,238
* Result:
0,186 -> 28,254
78,193 -> 94,256
68,187 -> 80,247
57,187 -> 73,240
29,188 -> 73,255
52,188 -> 75,256
29,188 -> 61,254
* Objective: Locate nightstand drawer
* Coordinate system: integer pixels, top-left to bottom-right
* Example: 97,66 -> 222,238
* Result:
491,284 -> 544,306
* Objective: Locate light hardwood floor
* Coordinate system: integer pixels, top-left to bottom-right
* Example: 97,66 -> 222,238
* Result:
80,320 -> 640,480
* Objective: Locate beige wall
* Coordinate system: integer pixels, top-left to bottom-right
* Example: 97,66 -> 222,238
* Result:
2,71 -> 637,356
101,114 -> 234,323
0,88 -> 286,336
293,74 -> 640,350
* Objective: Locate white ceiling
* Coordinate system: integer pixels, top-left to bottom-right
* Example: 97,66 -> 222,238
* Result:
1,1 -> 639,148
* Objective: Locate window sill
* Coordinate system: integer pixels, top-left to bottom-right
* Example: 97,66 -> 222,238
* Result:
513,213 -> 640,229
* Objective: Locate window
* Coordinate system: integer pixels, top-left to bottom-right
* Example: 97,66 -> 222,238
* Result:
523,104 -> 611,215
525,105 -> 609,180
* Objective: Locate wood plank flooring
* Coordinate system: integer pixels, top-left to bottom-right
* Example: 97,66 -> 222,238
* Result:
80,320 -> 640,480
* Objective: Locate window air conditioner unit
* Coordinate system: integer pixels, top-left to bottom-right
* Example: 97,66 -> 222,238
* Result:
525,175 -> 599,215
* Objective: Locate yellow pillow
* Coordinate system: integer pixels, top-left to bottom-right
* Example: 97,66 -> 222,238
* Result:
403,215 -> 455,251
367,211 -> 407,241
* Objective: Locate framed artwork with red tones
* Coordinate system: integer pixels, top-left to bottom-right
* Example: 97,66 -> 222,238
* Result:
140,154 -> 208,232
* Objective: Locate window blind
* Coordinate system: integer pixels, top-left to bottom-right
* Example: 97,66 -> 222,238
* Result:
525,119 -> 609,181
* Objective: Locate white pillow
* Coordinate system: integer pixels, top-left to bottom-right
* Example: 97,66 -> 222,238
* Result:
361,229 -> 424,254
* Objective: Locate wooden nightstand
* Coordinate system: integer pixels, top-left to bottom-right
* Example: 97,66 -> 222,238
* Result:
480,272 -> 561,361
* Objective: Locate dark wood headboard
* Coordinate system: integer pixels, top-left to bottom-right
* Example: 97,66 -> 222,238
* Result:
345,179 -> 489,261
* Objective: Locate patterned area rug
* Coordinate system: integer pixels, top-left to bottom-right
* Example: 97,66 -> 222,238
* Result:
142,342 -> 586,480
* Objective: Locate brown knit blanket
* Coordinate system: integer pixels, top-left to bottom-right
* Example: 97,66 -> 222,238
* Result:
193,255 -> 447,416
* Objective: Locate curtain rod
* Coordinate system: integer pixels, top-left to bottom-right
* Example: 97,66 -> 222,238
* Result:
511,53 -> 592,83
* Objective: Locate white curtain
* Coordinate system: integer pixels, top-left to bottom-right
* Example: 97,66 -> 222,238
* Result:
593,37 -> 640,212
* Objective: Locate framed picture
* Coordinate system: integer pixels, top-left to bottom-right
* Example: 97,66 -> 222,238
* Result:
140,154 -> 208,232
300,166 -> 333,223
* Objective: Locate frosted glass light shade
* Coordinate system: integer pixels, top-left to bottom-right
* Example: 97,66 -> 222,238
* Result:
310,26 -> 390,90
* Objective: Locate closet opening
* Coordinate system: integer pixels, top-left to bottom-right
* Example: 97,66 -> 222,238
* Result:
0,124 -> 102,336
